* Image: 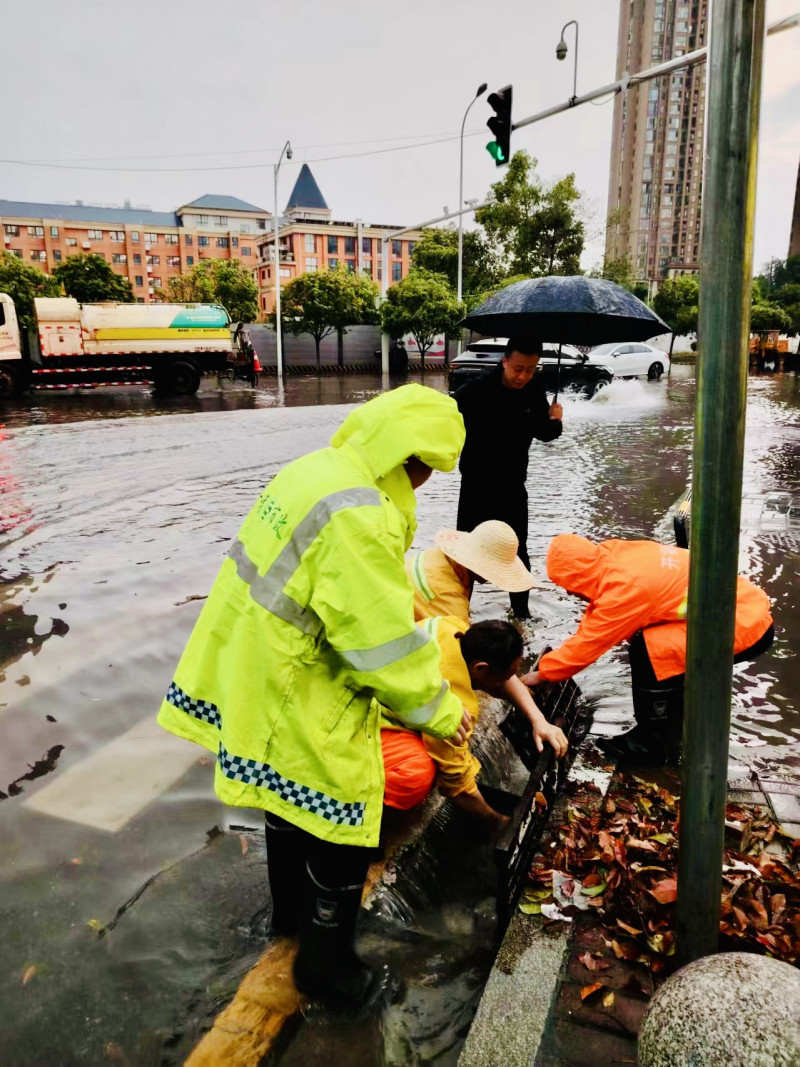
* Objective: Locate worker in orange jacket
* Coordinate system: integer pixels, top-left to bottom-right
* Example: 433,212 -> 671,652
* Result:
522,534 -> 774,764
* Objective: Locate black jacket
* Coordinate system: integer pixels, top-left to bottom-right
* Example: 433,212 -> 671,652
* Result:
455,364 -> 562,488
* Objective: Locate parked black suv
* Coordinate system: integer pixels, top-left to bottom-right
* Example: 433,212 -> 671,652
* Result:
448,338 -> 615,398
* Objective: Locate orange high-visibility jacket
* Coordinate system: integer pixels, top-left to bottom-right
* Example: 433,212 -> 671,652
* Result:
538,535 -> 773,683
405,546 -> 472,625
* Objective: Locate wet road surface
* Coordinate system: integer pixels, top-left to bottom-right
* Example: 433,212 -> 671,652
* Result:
1,368 -> 798,1063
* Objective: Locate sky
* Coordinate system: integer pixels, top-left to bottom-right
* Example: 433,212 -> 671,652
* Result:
2,0 -> 798,273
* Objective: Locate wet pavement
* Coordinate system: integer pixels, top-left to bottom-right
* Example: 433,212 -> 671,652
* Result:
1,367 -> 799,1063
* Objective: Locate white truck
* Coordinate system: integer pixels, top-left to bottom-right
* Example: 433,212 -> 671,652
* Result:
0,294 -> 251,398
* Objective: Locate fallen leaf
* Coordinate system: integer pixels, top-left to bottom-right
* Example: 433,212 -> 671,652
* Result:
534,791 -> 548,810
70,857 -> 82,866
648,833 -> 673,845
581,982 -> 604,1001
518,898 -> 542,915
647,878 -> 678,904
603,991 -> 616,1007
87,918 -> 103,932
21,965 -> 36,986
616,919 -> 644,936
239,834 -> 249,857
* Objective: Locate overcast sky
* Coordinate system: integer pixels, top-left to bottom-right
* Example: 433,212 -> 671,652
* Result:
3,0 -> 798,272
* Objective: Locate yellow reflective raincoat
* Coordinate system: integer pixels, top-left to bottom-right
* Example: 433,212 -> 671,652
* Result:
157,385 -> 465,846
406,547 -> 471,625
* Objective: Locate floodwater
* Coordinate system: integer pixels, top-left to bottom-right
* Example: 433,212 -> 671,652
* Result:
1,367 -> 798,1064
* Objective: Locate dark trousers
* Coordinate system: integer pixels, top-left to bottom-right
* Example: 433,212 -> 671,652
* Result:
628,624 -> 775,739
457,480 -> 530,615
265,812 -> 372,889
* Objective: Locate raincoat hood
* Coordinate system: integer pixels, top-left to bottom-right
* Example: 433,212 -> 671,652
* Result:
330,384 -> 465,480
546,534 -> 603,601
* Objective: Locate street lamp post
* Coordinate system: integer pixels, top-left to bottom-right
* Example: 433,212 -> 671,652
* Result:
273,140 -> 293,382
457,83 -> 487,339
556,20 -> 580,104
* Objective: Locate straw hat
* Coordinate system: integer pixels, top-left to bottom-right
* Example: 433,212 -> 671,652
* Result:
435,521 -> 534,592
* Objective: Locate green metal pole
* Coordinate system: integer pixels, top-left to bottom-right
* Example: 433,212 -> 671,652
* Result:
676,0 -> 765,967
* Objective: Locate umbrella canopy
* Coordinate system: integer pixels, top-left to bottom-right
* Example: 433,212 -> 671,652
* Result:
461,276 -> 671,347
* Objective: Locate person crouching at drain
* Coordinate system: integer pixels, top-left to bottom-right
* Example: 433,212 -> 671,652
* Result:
382,618 -> 568,833
157,384 -> 472,1014
521,534 -> 774,765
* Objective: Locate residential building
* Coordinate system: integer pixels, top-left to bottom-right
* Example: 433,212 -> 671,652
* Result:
255,164 -> 422,316
0,194 -> 270,302
606,0 -> 708,283
789,158 -> 800,259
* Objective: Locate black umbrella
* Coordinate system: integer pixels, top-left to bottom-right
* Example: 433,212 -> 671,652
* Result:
461,276 -> 672,398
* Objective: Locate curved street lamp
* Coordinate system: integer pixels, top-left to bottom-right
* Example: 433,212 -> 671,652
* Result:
273,139 -> 293,382
556,20 -> 580,105
457,83 -> 488,311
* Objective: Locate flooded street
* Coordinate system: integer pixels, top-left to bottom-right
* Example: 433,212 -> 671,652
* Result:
1,367 -> 799,1063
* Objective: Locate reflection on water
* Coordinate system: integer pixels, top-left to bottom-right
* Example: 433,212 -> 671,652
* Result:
0,366 -> 798,1062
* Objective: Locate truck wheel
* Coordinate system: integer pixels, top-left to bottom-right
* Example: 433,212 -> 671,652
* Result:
0,368 -> 17,401
164,360 -> 201,396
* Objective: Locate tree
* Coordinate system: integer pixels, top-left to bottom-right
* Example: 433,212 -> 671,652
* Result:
52,253 -> 134,303
380,269 -> 463,366
164,259 -> 258,323
749,302 -> 792,333
273,267 -> 379,368
0,252 -> 60,330
476,151 -> 585,277
652,275 -> 700,337
411,227 -> 498,299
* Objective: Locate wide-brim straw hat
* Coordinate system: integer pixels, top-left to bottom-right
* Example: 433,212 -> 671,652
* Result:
435,521 -> 534,592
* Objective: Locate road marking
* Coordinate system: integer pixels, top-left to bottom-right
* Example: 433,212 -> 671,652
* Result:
22,717 -> 201,832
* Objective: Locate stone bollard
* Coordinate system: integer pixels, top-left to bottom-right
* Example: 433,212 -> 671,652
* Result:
639,952 -> 800,1066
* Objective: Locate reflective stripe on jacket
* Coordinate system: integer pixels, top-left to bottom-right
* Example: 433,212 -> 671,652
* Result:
406,546 -> 471,625
157,385 -> 466,846
538,535 -> 773,682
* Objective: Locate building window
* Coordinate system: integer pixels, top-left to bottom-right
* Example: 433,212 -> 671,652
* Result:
166,256 -> 181,267
230,236 -> 238,247
145,233 -> 159,244
28,225 -> 45,237
217,237 -> 229,248
329,257 -> 339,270
328,236 -> 338,254
164,233 -> 178,245
87,229 -> 102,240
361,263 -> 372,275
135,275 -> 143,286
4,224 -> 19,236
306,257 -> 318,271
52,250 -> 62,262
214,216 -> 228,226
131,231 -> 139,242
184,234 -> 192,245
279,268 -> 291,278
112,253 -> 128,264
147,255 -> 160,265
240,223 -> 252,233
392,262 -> 403,282
109,230 -> 125,242
198,236 -> 209,246
9,249 -> 22,258
345,259 -> 355,273
136,297 -> 145,303
392,240 -> 402,257
186,256 -> 194,266
304,234 -> 316,253
66,237 -> 78,246
50,226 -> 59,238
344,237 -> 356,255
361,237 -> 371,254
408,241 -> 415,257
261,269 -> 268,281
152,277 -> 162,289
31,250 -> 47,262
241,247 -> 251,256
133,253 -> 141,265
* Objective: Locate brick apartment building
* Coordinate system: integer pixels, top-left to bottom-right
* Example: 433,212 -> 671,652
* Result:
0,194 -> 270,303
255,165 -> 422,316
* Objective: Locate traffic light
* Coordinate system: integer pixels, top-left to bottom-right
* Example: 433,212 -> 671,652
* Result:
486,85 -> 513,166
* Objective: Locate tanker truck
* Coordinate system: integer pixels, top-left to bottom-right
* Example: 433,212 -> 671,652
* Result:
0,294 -> 251,398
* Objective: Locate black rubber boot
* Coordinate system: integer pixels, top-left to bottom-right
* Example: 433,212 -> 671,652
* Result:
264,814 -> 307,937
598,682 -> 684,766
293,862 -> 393,1012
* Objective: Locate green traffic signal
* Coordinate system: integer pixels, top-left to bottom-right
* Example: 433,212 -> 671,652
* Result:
486,141 -> 507,163
485,85 -> 513,168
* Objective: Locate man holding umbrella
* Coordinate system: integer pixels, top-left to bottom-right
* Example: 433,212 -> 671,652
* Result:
454,335 -> 563,619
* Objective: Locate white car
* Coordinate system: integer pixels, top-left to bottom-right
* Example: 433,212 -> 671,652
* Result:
588,342 -> 670,380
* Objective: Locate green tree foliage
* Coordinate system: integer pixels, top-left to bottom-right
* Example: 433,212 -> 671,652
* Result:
652,275 -> 700,336
476,151 -> 585,277
165,259 -> 259,323
0,252 -> 60,330
380,269 -> 463,366
749,302 -> 792,333
52,253 -> 134,304
410,227 -> 498,298
274,267 -> 379,368
754,255 -> 800,337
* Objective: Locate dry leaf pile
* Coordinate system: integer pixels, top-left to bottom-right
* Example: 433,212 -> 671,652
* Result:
520,773 -> 800,973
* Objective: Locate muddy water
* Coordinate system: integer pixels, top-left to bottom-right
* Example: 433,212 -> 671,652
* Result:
0,368 -> 798,1064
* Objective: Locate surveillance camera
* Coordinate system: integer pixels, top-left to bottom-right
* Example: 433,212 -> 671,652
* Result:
556,39 -> 567,60
287,146 -> 293,160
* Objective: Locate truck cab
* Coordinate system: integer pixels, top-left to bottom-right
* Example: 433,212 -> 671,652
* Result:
0,294 -> 23,397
